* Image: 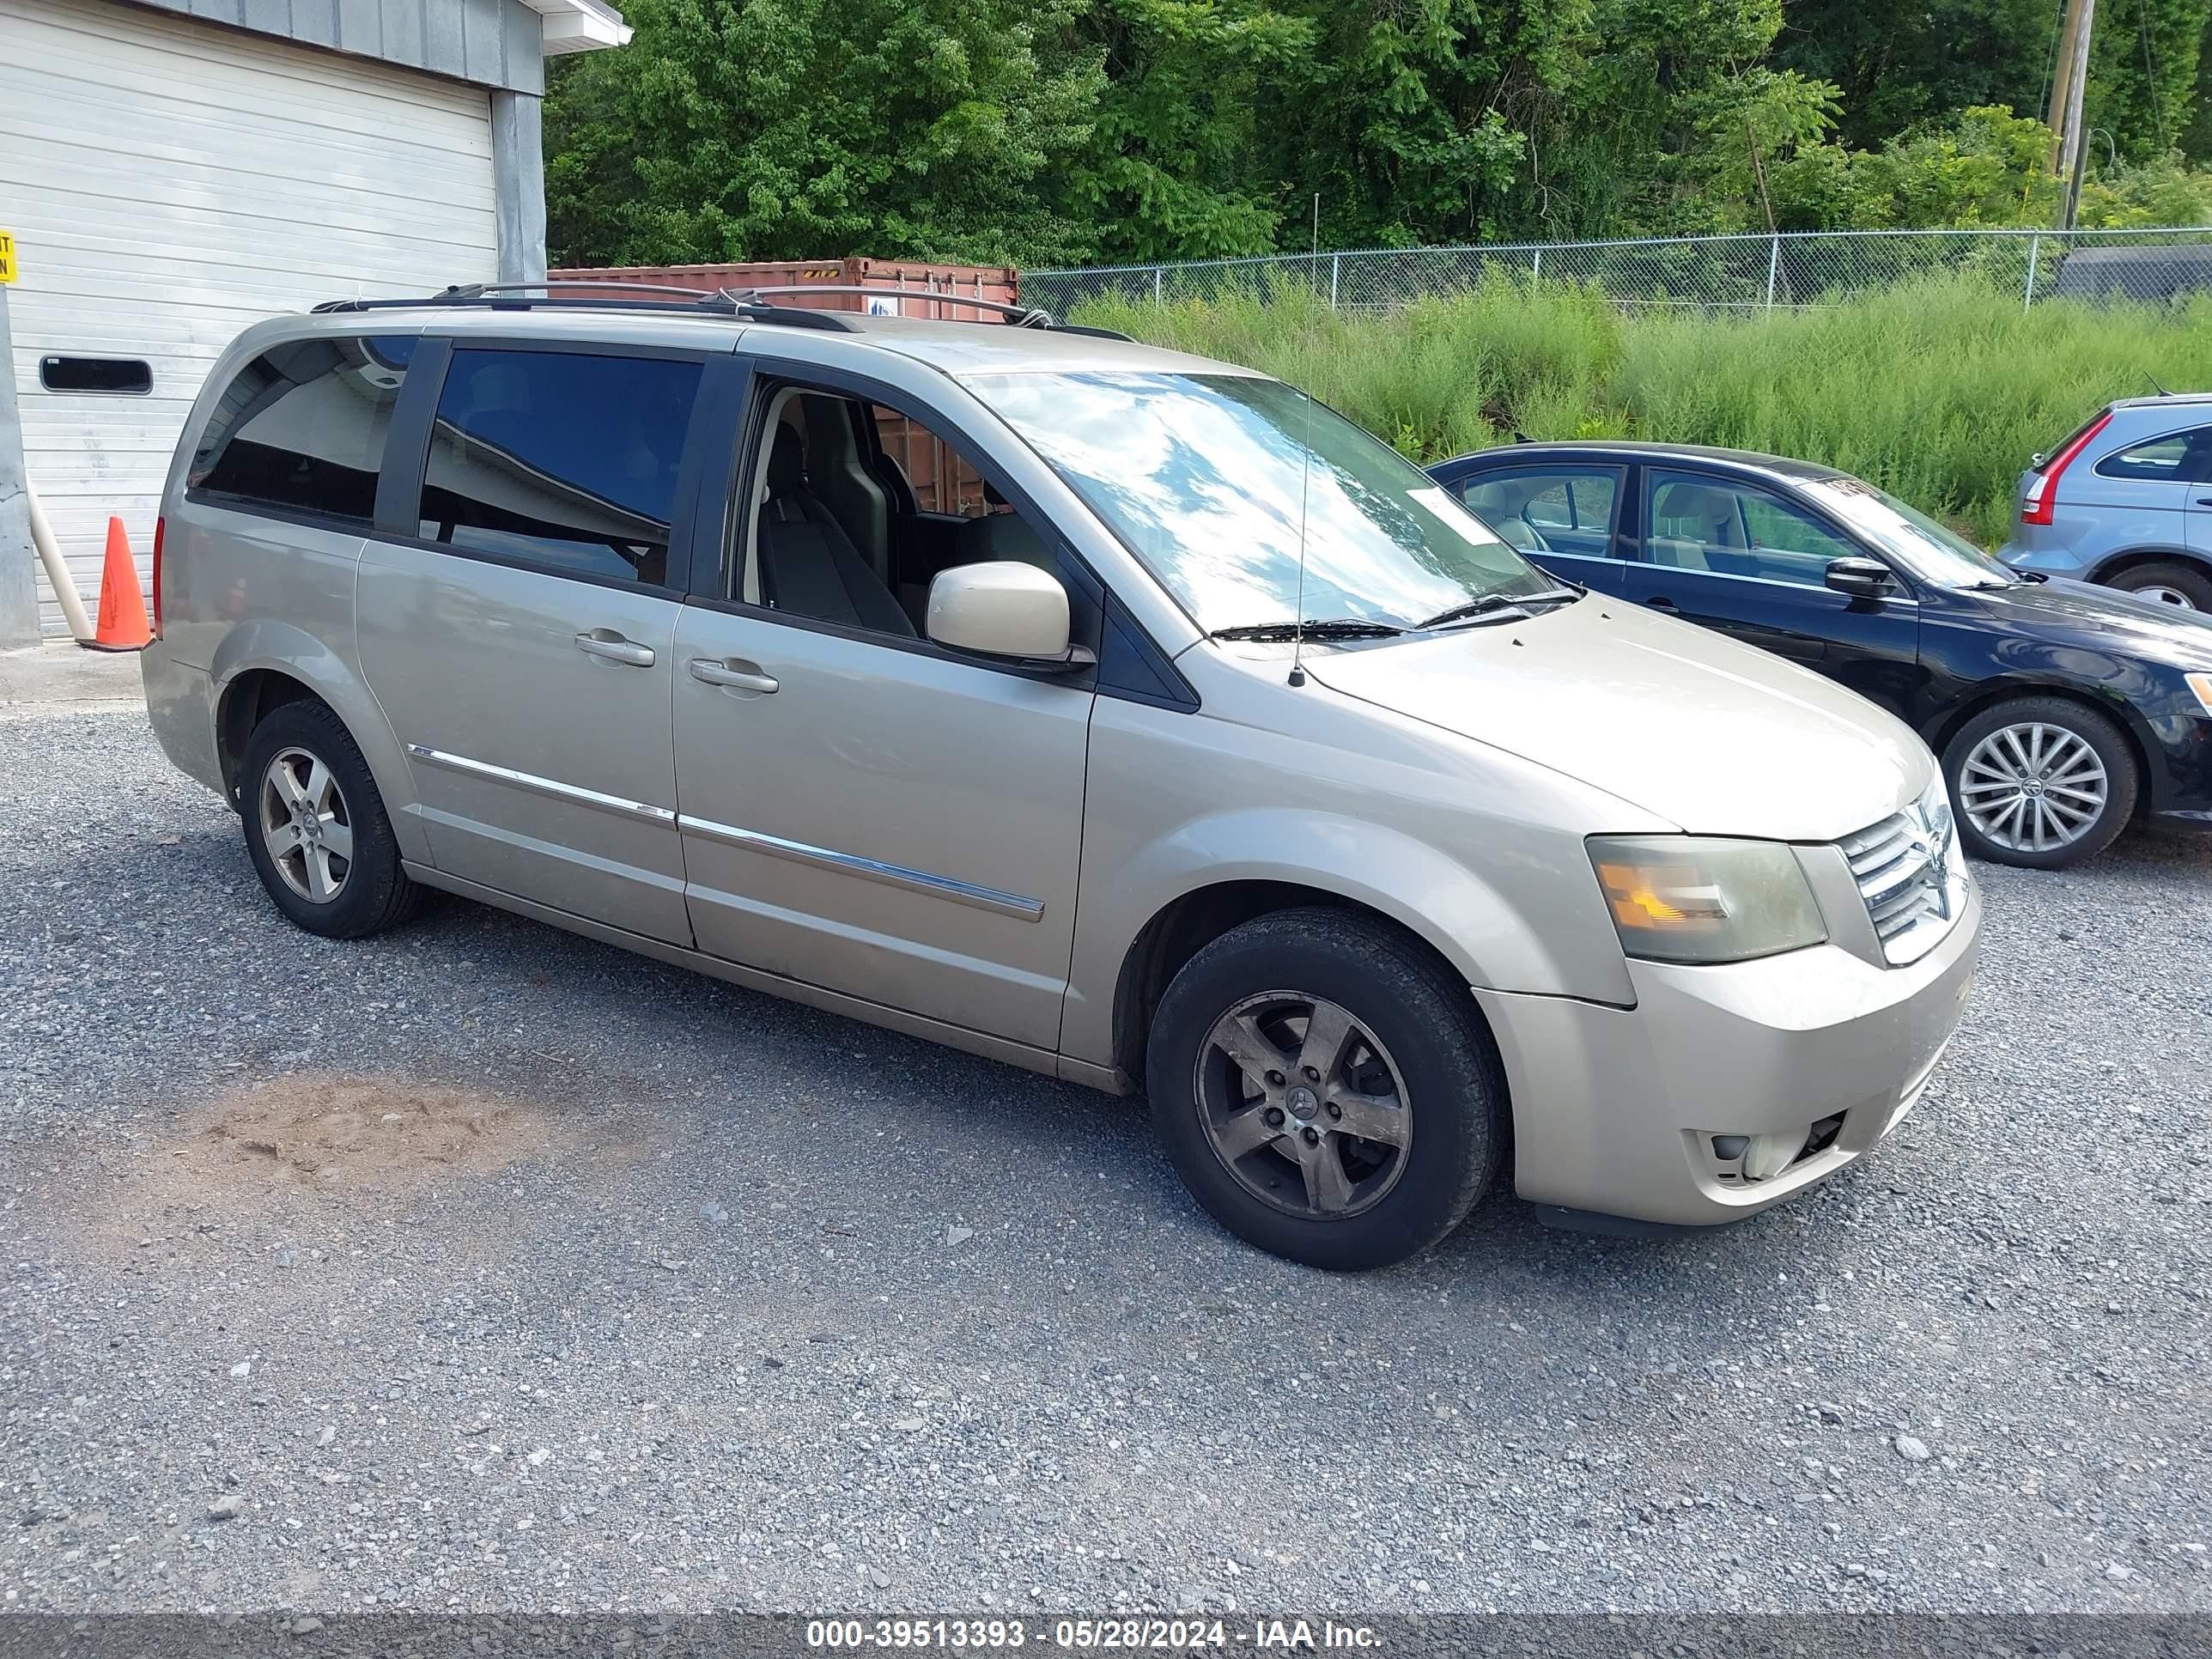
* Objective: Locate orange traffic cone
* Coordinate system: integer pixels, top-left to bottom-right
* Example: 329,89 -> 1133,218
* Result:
82,516 -> 152,653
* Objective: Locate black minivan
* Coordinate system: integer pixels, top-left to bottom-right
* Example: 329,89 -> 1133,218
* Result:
1429,441 -> 2212,869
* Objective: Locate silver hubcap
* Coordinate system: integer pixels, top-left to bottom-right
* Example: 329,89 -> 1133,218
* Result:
1194,992 -> 1412,1220
258,746 -> 353,903
1959,722 -> 2108,854
2129,582 -> 2197,610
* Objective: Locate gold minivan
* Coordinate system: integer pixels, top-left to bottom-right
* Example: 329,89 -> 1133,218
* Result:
141,287 -> 1978,1268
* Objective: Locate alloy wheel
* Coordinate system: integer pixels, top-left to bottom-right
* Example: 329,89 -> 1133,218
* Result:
258,746 -> 354,903
2130,582 -> 2198,610
1958,722 -> 2108,855
1193,992 -> 1413,1220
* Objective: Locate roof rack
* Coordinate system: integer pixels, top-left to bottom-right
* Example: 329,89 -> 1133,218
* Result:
311,281 -> 858,331
710,285 -> 1135,342
310,280 -> 1135,342
715,284 -> 1057,327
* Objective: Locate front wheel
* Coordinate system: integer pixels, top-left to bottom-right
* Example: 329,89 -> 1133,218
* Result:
1146,908 -> 1504,1271
1942,696 -> 2138,869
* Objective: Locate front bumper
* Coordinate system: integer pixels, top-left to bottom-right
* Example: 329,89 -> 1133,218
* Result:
1474,883 -> 1980,1228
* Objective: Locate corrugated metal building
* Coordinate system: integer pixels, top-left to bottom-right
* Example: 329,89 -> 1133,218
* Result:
0,0 -> 629,644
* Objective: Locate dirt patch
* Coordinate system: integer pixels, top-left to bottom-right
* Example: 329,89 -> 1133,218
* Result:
70,1073 -> 575,1256
185,1072 -> 560,1190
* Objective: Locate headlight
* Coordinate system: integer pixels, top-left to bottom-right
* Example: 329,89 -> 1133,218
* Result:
2185,672 -> 2212,717
1921,775 -> 1967,885
1587,836 -> 1827,964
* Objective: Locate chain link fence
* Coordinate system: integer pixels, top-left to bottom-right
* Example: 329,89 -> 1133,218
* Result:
1025,226 -> 2212,317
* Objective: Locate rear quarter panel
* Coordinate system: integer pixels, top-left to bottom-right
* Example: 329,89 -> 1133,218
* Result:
151,319 -> 427,858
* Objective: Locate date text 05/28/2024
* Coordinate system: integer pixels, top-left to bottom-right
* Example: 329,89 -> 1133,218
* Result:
805,1618 -> 1383,1650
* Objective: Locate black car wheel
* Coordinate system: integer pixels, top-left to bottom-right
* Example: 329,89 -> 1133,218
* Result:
1942,696 -> 2138,869
2106,561 -> 2212,612
1146,908 -> 1504,1271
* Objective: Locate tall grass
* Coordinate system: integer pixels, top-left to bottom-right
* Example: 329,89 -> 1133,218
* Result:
1073,273 -> 2212,546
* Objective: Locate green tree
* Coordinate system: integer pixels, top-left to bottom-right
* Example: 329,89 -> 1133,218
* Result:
1560,0 -> 1812,233
1056,0 -> 1315,261
2084,0 -> 2212,162
1766,104 -> 2057,228
543,0 -> 2212,273
1773,0 -> 2048,151
545,0 -> 1106,267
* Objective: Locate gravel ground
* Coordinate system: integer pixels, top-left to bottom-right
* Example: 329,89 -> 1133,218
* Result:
1,700 -> 2208,1619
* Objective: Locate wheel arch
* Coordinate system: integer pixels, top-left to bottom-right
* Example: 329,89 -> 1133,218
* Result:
1108,878 -> 1511,1093
2089,546 -> 2212,588
1066,807 -> 1638,1088
216,669 -> 324,801
209,623 -> 428,861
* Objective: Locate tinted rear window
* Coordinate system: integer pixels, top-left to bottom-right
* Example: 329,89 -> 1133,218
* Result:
2094,428 -> 2212,483
416,349 -> 702,587
191,337 -> 413,523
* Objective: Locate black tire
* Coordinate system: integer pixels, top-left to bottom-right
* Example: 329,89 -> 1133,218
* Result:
2105,560 -> 2212,611
1942,696 -> 2138,870
1146,907 -> 1504,1271
237,699 -> 423,939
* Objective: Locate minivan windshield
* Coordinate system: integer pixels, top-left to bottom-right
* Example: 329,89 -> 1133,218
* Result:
1800,477 -> 2019,590
972,371 -> 1558,634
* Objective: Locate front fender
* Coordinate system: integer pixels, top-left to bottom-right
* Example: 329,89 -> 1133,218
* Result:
210,620 -> 428,864
1060,805 -> 1636,1072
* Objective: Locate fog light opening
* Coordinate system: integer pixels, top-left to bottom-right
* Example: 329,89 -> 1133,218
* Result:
1708,1124 -> 1816,1184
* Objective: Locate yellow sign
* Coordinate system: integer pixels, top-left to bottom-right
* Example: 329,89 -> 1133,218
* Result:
0,230 -> 15,283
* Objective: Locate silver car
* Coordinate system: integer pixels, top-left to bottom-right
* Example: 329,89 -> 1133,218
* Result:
2002,393 -> 2212,609
140,289 -> 1980,1269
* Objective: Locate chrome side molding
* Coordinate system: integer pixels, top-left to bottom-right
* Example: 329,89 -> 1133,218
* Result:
400,746 -> 1042,921
678,815 -> 1046,923
404,744 -> 678,825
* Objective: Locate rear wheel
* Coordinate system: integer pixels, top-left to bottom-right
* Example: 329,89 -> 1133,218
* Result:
2106,561 -> 2212,611
239,700 -> 422,939
1146,908 -> 1504,1271
1942,696 -> 2137,869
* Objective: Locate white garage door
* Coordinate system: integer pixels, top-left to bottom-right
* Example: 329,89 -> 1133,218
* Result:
0,0 -> 500,635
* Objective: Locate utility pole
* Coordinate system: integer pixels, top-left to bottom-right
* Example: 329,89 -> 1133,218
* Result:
2045,0 -> 2083,170
2051,0 -> 2099,228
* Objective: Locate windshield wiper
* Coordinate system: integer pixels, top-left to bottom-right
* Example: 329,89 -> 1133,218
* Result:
1211,617 -> 1406,642
1415,586 -> 1577,630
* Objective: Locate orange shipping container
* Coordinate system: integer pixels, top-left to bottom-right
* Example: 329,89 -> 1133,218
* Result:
547,258 -> 1023,514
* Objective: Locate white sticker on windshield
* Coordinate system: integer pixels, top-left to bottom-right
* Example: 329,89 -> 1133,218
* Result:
1407,485 -> 1499,547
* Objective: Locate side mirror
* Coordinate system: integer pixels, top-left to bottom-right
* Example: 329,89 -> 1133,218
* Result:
1825,556 -> 1894,599
926,562 -> 1078,664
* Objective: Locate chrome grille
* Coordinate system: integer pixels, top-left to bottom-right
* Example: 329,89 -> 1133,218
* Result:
1839,801 -> 1961,966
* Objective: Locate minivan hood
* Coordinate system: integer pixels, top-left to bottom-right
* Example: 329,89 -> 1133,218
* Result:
1304,598 -> 1929,840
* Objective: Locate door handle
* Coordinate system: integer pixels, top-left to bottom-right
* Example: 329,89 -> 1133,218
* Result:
1644,596 -> 1680,611
575,630 -> 656,667
2197,497 -> 2212,507
688,657 -> 780,695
